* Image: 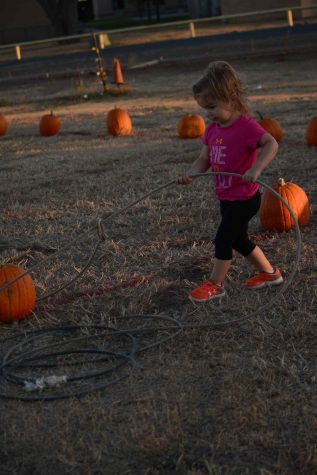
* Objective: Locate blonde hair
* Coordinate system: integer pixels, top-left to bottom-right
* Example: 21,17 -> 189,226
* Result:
192,61 -> 250,115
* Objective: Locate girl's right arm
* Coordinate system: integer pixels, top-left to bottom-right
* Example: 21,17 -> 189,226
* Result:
177,144 -> 210,184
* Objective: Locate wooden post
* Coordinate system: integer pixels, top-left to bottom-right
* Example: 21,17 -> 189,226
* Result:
15,45 -> 21,61
99,33 -> 105,49
189,22 -> 196,38
99,33 -> 111,49
287,10 -> 294,27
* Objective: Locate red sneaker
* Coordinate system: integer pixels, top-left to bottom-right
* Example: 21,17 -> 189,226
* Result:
245,268 -> 283,290
189,280 -> 226,302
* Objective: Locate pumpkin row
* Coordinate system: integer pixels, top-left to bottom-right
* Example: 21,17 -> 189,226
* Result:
1,109 -> 316,145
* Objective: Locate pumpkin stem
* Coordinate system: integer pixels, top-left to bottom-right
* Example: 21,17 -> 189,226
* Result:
256,110 -> 264,120
278,178 -> 286,186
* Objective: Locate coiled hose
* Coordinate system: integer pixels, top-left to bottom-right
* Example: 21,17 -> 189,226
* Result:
0,172 -> 302,401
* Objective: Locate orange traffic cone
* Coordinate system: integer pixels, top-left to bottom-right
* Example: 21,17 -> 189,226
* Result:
113,58 -> 124,86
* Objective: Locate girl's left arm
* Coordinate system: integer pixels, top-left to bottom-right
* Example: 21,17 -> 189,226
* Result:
243,132 -> 278,182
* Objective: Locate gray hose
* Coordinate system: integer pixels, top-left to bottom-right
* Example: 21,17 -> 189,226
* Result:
0,172 -> 301,314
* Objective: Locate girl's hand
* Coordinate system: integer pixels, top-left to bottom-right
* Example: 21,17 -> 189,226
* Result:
243,133 -> 278,182
242,166 -> 261,182
176,172 -> 194,185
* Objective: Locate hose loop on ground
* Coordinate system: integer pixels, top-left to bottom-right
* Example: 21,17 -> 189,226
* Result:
0,174 -> 303,401
0,172 -> 301,308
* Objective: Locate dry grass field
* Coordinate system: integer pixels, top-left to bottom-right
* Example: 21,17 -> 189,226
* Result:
0,39 -> 316,474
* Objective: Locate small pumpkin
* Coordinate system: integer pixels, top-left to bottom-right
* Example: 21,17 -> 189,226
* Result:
306,116 -> 317,146
260,178 -> 310,232
256,111 -> 283,142
39,111 -> 61,136
0,265 -> 36,323
178,114 -> 205,139
107,107 -> 132,136
0,113 -> 8,136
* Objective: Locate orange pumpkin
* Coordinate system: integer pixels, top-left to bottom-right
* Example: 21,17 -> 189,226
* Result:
39,111 -> 61,136
178,114 -> 205,139
0,113 -> 8,136
260,178 -> 310,232
0,265 -> 36,323
107,107 -> 132,136
306,116 -> 317,146
256,111 -> 283,142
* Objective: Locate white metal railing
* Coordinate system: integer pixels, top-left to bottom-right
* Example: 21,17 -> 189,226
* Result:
0,5 -> 316,62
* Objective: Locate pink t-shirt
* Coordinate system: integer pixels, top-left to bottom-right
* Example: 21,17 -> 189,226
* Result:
203,115 -> 266,200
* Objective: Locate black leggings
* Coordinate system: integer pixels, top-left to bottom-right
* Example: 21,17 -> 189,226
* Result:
214,190 -> 261,260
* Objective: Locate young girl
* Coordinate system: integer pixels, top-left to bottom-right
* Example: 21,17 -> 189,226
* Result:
177,61 -> 283,302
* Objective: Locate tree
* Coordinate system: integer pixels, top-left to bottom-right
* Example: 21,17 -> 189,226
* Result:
36,0 -> 79,37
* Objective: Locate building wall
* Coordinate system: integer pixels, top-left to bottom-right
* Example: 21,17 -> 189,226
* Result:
187,0 -> 221,18
93,0 -> 187,19
0,0 -> 53,44
221,0 -> 316,19
222,0 -> 291,15
0,0 -> 187,44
